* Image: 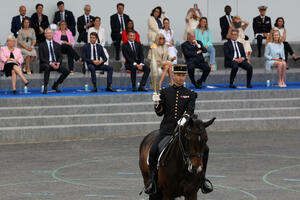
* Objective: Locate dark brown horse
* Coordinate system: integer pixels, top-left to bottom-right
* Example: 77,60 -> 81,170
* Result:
139,116 -> 216,200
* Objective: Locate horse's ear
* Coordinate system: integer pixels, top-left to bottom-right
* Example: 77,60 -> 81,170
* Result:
204,117 -> 216,128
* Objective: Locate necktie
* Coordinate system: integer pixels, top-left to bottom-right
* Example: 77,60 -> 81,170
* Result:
22,16 -> 25,22
261,16 -> 264,23
234,42 -> 241,58
120,16 -> 124,31
86,16 -> 89,24
60,12 -> 64,21
131,42 -> 137,60
93,45 -> 97,60
49,42 -> 56,62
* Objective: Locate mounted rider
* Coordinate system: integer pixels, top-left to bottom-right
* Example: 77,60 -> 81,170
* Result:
145,64 -> 213,195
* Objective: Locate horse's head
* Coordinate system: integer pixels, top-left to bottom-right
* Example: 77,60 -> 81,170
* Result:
180,115 -> 216,174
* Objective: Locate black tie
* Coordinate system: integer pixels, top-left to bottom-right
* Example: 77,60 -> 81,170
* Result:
234,42 -> 241,58
86,16 -> 89,24
22,16 -> 25,22
49,42 -> 56,62
93,45 -> 97,60
131,42 -> 137,60
120,16 -> 124,31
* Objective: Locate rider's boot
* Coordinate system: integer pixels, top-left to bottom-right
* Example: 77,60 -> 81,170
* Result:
145,169 -> 157,195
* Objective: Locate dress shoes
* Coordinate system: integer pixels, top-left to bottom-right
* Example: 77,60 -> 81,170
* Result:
52,84 -> 62,93
43,88 -> 47,94
229,84 -> 237,88
132,86 -> 137,92
106,86 -> 116,92
90,88 -> 98,93
138,86 -> 147,92
247,84 -> 253,88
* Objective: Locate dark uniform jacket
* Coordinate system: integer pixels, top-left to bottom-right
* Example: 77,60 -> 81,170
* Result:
155,85 -> 196,135
253,15 -> 272,35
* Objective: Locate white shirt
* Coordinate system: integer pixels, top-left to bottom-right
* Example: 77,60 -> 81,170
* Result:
90,43 -> 98,60
88,27 -> 105,46
226,15 -> 232,26
20,15 -> 25,23
60,11 -> 65,21
46,40 -> 56,63
231,40 -> 242,60
118,13 -> 125,33
128,41 -> 144,66
84,14 -> 91,32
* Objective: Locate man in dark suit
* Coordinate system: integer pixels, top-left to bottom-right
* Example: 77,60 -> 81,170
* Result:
219,5 -> 232,40
77,4 -> 94,43
181,31 -> 211,89
253,5 -> 272,57
30,3 -> 50,44
82,32 -> 116,93
122,30 -> 150,92
39,29 -> 70,94
53,1 -> 76,36
224,29 -> 253,88
11,5 -> 29,38
110,3 -> 130,60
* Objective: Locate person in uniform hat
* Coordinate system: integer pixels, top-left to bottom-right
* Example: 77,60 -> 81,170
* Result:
145,64 -> 212,195
253,5 -> 272,57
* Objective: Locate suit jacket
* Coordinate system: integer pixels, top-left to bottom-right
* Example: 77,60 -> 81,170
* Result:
224,40 -> 247,68
53,10 -> 76,36
82,43 -> 107,65
122,41 -> 144,68
39,40 -> 62,70
181,40 -> 207,64
77,14 -> 94,43
53,30 -> 75,47
219,15 -> 232,40
110,13 -> 130,41
11,15 -> 30,37
253,15 -> 272,35
0,46 -> 24,70
30,13 -> 49,43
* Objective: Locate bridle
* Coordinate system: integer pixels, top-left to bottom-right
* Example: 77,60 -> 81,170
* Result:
177,124 -> 205,165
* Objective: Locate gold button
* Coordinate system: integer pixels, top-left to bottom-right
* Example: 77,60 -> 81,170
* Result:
176,100 -> 178,103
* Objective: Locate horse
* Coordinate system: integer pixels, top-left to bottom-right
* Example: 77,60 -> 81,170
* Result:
139,116 -> 216,200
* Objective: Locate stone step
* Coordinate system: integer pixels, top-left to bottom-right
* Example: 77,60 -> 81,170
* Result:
1,106 -> 300,128
1,116 -> 300,144
1,97 -> 300,117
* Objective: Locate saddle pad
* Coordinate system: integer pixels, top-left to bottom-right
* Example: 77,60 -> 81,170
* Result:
147,135 -> 171,168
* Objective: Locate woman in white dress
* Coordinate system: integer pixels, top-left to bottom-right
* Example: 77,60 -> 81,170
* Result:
227,16 -> 252,63
183,8 -> 202,40
88,16 -> 109,64
158,18 -> 177,64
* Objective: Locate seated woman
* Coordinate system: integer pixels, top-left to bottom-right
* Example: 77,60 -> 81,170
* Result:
265,30 -> 287,87
121,20 -> 141,44
148,33 -> 175,88
227,16 -> 252,63
147,6 -> 167,44
195,17 -> 216,71
0,36 -> 29,94
183,8 -> 202,41
88,17 -> 109,65
158,18 -> 177,64
270,17 -> 299,64
17,18 -> 37,75
53,20 -> 80,74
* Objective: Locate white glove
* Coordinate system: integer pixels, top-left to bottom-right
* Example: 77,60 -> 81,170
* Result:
177,117 -> 187,127
152,93 -> 160,104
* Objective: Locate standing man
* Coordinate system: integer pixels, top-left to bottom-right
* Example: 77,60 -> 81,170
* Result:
181,31 -> 211,89
146,65 -> 212,195
77,4 -> 94,43
110,3 -> 130,60
82,32 -> 116,93
224,29 -> 253,88
39,29 -> 70,94
11,5 -> 30,38
219,5 -> 232,41
53,1 -> 76,36
253,5 -> 272,57
122,30 -> 150,92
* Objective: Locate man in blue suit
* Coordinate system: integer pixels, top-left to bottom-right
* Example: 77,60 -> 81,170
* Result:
82,32 -> 116,93
224,29 -> 253,88
53,1 -> 76,36
11,5 -> 29,38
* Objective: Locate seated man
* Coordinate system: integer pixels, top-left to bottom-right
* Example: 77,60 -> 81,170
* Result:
121,30 -> 150,92
39,28 -> 70,94
53,1 -> 76,36
181,31 -> 211,89
252,5 -> 271,57
82,32 -> 116,92
224,29 -> 253,88
146,65 -> 212,195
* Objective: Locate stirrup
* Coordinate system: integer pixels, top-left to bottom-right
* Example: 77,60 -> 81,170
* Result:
144,181 -> 157,195
201,179 -> 213,194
